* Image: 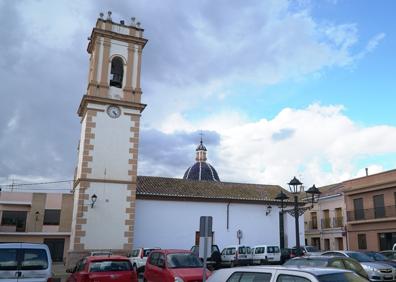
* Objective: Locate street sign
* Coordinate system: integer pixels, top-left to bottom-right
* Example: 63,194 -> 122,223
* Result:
199,216 -> 213,282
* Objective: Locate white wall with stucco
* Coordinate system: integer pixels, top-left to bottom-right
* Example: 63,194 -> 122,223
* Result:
134,199 -> 304,250
90,109 -> 134,181
81,182 -> 129,250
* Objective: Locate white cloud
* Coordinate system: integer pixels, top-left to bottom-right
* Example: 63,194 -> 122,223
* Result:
154,104 -> 396,187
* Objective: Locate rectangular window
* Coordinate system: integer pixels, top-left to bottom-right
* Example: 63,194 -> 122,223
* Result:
358,234 -> 367,249
21,249 -> 48,270
334,208 -> 343,227
0,249 -> 18,270
311,212 -> 318,229
43,209 -> 61,225
373,194 -> 385,218
353,198 -> 364,220
1,211 -> 27,232
323,210 -> 330,228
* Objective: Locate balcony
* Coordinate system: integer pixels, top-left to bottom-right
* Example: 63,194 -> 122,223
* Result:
347,205 -> 396,222
333,216 -> 344,228
322,218 -> 331,229
305,220 -> 319,231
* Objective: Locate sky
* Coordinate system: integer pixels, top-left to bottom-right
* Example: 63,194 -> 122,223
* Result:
0,0 -> 395,191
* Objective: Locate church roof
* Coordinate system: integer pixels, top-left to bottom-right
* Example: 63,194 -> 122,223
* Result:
136,176 -> 293,205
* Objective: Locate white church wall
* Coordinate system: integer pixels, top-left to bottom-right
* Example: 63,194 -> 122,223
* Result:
81,182 -> 129,250
284,212 -> 305,248
89,108 -> 134,181
134,199 -> 303,250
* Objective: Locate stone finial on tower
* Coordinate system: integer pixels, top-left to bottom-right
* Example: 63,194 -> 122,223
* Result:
130,17 -> 136,26
107,11 -> 112,21
99,12 -> 104,19
136,22 -> 141,28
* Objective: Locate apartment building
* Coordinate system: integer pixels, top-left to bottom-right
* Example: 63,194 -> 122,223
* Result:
344,169 -> 396,251
305,183 -> 347,251
0,191 -> 73,262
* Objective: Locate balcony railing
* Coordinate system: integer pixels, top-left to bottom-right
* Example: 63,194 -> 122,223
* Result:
347,205 -> 396,222
333,216 -> 344,228
305,220 -> 319,231
322,218 -> 331,229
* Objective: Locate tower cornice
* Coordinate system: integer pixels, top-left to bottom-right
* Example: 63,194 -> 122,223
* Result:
77,95 -> 146,117
87,27 -> 148,54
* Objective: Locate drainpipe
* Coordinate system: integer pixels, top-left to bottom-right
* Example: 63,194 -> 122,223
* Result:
227,202 -> 231,230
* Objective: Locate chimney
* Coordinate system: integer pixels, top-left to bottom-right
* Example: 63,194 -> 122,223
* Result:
365,168 -> 368,176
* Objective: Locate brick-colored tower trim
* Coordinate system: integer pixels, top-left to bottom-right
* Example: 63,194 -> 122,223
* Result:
123,113 -> 141,249
73,109 -> 98,250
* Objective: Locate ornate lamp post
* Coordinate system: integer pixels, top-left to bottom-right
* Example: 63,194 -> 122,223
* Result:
281,177 -> 321,249
275,190 -> 289,249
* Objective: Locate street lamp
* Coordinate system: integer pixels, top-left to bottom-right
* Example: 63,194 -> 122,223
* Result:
283,176 -> 321,249
275,190 -> 289,249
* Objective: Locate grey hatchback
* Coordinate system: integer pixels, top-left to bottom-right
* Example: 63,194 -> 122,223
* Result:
283,256 -> 368,279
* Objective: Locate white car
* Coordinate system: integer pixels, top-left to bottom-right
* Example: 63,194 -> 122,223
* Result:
129,247 -> 160,273
0,243 -> 53,282
252,245 -> 281,264
207,266 -> 370,282
221,245 -> 252,267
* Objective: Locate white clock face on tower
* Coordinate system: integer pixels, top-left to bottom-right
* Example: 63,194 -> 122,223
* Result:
106,105 -> 121,118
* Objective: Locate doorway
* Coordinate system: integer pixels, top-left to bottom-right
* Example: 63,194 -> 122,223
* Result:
44,238 -> 65,262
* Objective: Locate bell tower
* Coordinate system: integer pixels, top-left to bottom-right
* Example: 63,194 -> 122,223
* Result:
68,12 -> 147,264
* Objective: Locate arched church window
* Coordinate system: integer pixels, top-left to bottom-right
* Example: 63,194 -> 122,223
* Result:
110,56 -> 124,88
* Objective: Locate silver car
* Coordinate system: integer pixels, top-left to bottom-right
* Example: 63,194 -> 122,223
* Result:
207,266 -> 369,282
0,243 -> 53,282
322,251 -> 395,282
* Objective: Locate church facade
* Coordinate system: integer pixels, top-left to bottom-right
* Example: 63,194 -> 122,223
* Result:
68,14 -> 304,265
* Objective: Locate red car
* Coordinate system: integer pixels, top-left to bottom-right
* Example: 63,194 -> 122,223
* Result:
144,249 -> 211,282
66,255 -> 137,282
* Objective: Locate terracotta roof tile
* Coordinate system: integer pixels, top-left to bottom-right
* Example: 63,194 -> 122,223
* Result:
136,176 -> 293,204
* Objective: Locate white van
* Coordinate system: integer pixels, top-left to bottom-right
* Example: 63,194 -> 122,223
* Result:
252,245 -> 281,264
221,245 -> 252,267
0,243 -> 53,281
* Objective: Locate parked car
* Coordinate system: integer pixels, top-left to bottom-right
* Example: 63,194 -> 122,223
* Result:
66,255 -> 137,282
291,245 -> 322,257
144,249 -> 211,282
0,242 -> 53,282
281,248 -> 292,264
206,265 -> 370,282
90,250 -> 112,256
379,251 -> 396,261
251,245 -> 281,264
190,244 -> 222,269
364,251 -> 396,268
221,245 -> 252,267
322,251 -> 395,281
129,247 -> 160,273
283,255 -> 368,279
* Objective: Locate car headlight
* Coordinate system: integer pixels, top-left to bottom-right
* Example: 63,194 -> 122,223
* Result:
365,266 -> 377,273
175,277 -> 184,282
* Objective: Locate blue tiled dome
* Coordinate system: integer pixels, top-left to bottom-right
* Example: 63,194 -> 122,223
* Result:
183,162 -> 220,182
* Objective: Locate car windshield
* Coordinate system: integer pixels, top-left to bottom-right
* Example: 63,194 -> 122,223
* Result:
268,246 -> 280,253
373,253 -> 389,261
143,249 -> 156,257
305,246 -> 319,252
284,258 -> 327,267
166,253 -> 203,269
131,249 -> 139,257
318,272 -> 369,282
89,260 -> 132,272
348,252 -> 374,262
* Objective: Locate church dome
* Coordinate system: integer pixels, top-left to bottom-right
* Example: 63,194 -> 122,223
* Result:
183,162 -> 220,181
183,138 -> 220,182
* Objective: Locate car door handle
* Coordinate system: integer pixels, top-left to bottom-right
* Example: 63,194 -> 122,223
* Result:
15,271 -> 22,277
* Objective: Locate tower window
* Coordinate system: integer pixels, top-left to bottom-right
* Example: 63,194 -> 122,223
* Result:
110,57 -> 124,88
